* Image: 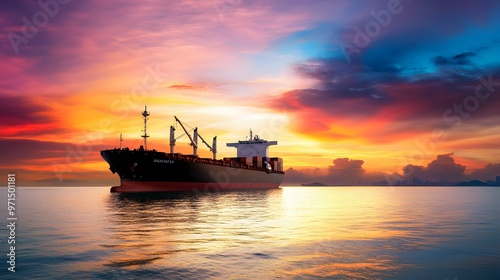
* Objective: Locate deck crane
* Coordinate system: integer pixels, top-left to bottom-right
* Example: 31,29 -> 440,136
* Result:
171,116 -> 217,159
198,134 -> 217,160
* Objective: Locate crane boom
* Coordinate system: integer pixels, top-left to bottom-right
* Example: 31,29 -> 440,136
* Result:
197,133 -> 214,152
197,131 -> 217,160
174,116 -> 196,148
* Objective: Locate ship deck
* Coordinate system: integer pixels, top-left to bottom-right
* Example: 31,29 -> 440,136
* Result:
102,148 -> 285,175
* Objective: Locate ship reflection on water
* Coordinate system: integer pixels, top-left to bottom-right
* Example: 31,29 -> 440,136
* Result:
4,186 -> 499,279
104,190 -> 280,258
99,187 -> 500,279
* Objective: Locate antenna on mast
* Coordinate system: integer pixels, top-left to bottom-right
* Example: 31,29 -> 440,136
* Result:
141,105 -> 150,150
120,133 -> 123,149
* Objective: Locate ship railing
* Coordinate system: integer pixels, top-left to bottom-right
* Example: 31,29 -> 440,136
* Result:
106,148 -> 285,173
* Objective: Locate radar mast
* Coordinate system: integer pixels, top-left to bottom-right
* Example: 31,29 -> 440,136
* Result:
141,105 -> 150,150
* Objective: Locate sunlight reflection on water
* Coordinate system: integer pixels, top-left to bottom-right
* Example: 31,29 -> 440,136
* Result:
1,186 -> 499,279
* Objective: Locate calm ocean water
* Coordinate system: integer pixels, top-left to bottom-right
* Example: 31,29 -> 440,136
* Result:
1,186 -> 499,279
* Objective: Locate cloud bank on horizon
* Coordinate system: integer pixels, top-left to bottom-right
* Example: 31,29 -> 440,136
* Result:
1,0 -> 500,185
285,154 -> 500,185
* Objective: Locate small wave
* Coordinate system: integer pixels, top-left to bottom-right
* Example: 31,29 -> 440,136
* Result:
104,257 -> 161,267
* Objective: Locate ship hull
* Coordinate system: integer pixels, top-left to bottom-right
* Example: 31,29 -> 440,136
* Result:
111,180 -> 281,193
101,149 -> 284,193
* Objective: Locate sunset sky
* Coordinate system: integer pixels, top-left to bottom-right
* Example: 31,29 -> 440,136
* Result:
2,0 -> 500,185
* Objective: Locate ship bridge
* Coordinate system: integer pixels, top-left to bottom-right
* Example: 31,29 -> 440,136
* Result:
226,130 -> 277,158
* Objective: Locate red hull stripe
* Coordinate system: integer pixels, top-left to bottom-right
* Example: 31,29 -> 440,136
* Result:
111,180 -> 280,193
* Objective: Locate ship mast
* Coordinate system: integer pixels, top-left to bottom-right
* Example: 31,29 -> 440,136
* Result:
141,105 -> 150,150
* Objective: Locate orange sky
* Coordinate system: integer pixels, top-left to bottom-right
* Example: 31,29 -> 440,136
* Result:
2,0 -> 500,185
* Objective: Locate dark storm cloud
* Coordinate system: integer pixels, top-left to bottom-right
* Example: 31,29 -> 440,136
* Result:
276,53 -> 499,128
403,154 -> 466,183
330,158 -> 364,170
285,157 -> 384,185
468,164 -> 500,182
0,138 -> 108,167
0,94 -> 69,137
0,138 -> 67,165
272,0 -> 500,139
0,94 -> 52,125
433,52 -> 476,66
273,27 -> 500,143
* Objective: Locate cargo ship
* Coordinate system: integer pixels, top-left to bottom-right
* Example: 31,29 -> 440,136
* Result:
100,106 -> 284,193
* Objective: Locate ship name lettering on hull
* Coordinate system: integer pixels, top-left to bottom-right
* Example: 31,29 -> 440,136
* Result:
153,159 -> 175,164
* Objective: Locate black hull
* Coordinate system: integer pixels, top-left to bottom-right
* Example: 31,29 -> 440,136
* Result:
100,149 -> 284,193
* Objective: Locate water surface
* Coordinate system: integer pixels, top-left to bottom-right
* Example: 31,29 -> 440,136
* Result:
1,186 -> 499,279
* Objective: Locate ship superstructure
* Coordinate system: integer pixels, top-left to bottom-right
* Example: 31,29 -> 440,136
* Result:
100,106 -> 284,193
